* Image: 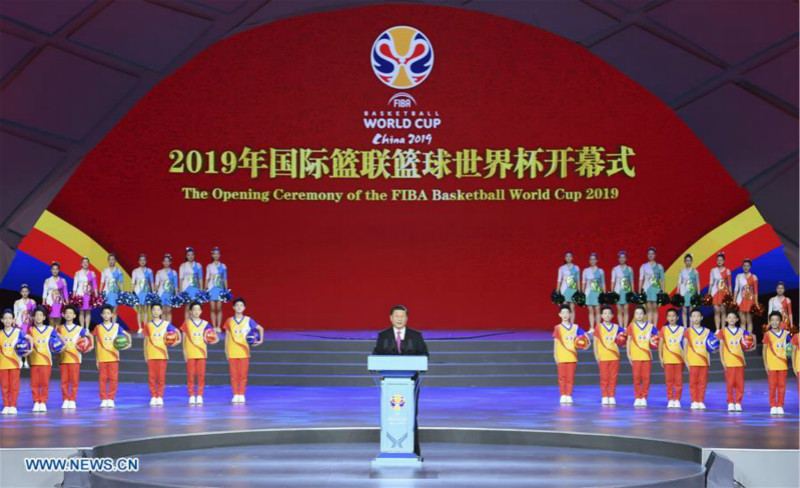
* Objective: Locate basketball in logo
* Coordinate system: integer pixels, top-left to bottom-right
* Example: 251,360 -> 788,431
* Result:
371,26 -> 434,89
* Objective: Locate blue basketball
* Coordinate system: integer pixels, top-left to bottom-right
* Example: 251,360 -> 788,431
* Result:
14,340 -> 30,356
246,329 -> 261,345
705,335 -> 720,353
50,335 -> 65,354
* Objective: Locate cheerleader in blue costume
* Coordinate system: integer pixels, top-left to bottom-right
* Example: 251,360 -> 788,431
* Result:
155,253 -> 179,324
179,247 -> 203,320
582,253 -> 605,331
638,247 -> 665,326
131,253 -> 155,334
556,251 -> 581,322
205,247 -> 228,332
100,253 -> 124,323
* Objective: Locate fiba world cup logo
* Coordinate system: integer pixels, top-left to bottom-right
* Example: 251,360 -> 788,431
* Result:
371,26 -> 434,89
389,394 -> 406,410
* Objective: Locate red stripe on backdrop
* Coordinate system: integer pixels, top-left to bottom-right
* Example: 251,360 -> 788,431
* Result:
17,229 -> 137,328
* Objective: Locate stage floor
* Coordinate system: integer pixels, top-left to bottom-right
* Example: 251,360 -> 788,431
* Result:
1,378 -> 796,451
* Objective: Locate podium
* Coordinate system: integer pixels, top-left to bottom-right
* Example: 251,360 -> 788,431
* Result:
367,355 -> 428,468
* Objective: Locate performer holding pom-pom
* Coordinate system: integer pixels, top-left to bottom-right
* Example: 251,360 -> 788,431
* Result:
72,257 -> 98,330
639,247 -> 665,327
205,247 -> 228,333
100,253 -> 125,323
43,262 -> 68,328
582,253 -> 605,332
180,247 -> 203,320
1,309 -> 32,415
13,284 -> 36,369
678,254 -> 700,327
155,254 -> 179,324
222,298 -> 264,404
556,252 -> 580,322
611,251 -> 634,333
708,252 -> 731,332
132,254 -> 155,335
627,305 -> 655,407
553,304 -> 588,405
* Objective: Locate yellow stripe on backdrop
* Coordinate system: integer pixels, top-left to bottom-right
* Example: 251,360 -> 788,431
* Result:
665,205 -> 765,293
33,210 -> 133,290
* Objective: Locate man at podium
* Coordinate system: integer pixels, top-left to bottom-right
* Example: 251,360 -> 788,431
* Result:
372,305 -> 428,457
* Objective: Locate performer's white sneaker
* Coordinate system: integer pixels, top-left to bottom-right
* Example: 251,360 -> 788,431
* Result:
640,399 -> 647,407
107,400 -> 115,408
699,402 -> 706,410
734,403 -> 742,412
667,400 -> 674,408
69,401 -> 76,409
565,395 -> 573,404
239,395 -> 245,404
777,407 -> 785,415
1,407 -> 8,415
156,397 -> 164,406
189,395 -> 196,405
601,397 -> 609,405
608,397 -> 616,405
195,396 -> 203,405
770,407 -> 778,415
727,403 -> 735,412
62,400 -> 70,409
231,395 -> 238,403
9,407 -> 17,414
39,403 -> 47,412
150,397 -> 158,407
690,402 -> 698,410
673,400 -> 681,409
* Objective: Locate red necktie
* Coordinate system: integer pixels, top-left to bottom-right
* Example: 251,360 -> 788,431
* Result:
396,330 -> 402,354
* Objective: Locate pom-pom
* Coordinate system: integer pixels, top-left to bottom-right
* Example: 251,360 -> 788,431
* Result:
170,292 -> 190,308
722,293 -> 735,310
91,293 -> 106,310
69,293 -> 84,308
144,292 -> 161,306
572,291 -> 586,307
220,289 -> 234,303
195,290 -> 211,304
116,292 -> 137,307
691,294 -> 704,308
670,294 -> 685,307
551,290 -> 565,305
750,302 -> 765,317
701,294 -> 713,306
42,303 -> 52,316
637,291 -> 647,304
606,292 -> 620,305
625,292 -> 638,304
656,292 -> 671,306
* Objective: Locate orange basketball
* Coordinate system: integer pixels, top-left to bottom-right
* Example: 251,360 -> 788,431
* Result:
76,336 -> 91,353
575,335 -> 590,350
649,334 -> 660,350
203,328 -> 218,344
614,332 -> 628,347
164,330 -> 179,347
741,334 -> 756,351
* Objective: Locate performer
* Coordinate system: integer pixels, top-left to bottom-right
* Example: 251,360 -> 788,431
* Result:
678,254 -> 700,326
639,247 -> 665,326
716,311 -> 749,412
372,304 -> 428,457
131,253 -> 155,335
29,307 -> 57,412
709,252 -> 732,332
582,253 -> 605,331
684,309 -> 710,410
763,311 -> 788,416
180,247 -> 203,320
768,281 -> 793,331
13,284 -> 35,369
206,247 -> 228,333
626,305 -> 654,407
222,298 -> 264,404
734,259 -> 758,333
1,309 -> 31,415
155,254 -> 179,324
593,306 -> 620,406
43,262 -> 68,327
142,304 -> 180,407
100,253 -> 124,323
182,302 -> 217,405
611,251 -> 634,331
72,256 -> 98,329
57,305 -> 92,409
92,305 -> 132,408
556,251 -> 580,321
552,304 -> 587,405
659,308 -> 685,408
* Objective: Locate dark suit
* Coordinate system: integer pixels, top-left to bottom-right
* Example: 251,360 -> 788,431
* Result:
372,327 -> 428,457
